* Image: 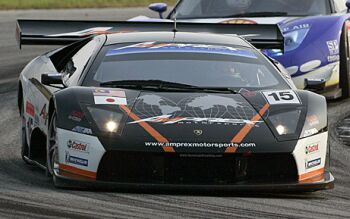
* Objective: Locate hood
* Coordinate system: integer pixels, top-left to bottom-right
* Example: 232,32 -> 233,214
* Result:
121,92 -> 271,141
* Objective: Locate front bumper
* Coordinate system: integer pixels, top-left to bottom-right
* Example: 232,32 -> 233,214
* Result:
56,129 -> 332,192
54,171 -> 334,192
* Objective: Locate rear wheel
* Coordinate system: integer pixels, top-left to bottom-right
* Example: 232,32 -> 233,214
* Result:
339,24 -> 350,99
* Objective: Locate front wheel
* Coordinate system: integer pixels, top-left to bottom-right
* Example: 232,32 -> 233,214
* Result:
47,111 -> 59,181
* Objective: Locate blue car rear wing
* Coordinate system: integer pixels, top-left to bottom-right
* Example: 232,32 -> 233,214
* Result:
16,19 -> 284,51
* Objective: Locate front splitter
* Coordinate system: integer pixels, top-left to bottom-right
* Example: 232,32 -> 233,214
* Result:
53,171 -> 334,193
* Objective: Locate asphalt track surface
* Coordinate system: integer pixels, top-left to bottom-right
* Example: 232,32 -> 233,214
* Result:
0,8 -> 350,219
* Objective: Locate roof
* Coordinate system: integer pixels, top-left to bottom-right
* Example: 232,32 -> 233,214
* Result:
105,31 -> 252,48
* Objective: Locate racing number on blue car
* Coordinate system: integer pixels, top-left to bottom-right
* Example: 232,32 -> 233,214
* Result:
263,90 -> 301,105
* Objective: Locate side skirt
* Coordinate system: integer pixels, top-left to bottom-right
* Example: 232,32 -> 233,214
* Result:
23,155 -> 47,171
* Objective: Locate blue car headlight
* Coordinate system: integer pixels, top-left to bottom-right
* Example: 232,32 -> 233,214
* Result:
284,28 -> 310,52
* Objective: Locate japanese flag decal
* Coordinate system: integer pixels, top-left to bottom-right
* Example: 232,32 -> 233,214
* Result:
262,90 -> 301,105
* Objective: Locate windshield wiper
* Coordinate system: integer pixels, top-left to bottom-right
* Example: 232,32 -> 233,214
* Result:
100,80 -> 195,89
100,80 -> 238,94
223,12 -> 289,18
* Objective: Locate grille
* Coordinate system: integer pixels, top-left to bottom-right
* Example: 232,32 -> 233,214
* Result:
97,152 -> 298,185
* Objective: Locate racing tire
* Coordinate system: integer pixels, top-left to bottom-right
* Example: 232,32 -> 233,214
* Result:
339,24 -> 350,99
46,110 -> 59,185
20,99 -> 31,165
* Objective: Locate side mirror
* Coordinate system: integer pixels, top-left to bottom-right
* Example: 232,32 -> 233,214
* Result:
347,0 -> 350,13
41,73 -> 63,86
305,78 -> 326,91
148,3 -> 167,19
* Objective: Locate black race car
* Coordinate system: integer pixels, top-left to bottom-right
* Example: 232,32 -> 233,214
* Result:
16,20 -> 333,191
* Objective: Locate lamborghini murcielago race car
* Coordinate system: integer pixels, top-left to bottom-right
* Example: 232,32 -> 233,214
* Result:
16,20 -> 333,191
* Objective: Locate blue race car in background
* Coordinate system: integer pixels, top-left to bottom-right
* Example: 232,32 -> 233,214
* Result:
131,0 -> 350,99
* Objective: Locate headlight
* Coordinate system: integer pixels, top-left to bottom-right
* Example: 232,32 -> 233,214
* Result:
268,110 -> 302,140
106,121 -> 118,132
276,124 -> 287,135
284,28 -> 309,52
86,106 -> 123,133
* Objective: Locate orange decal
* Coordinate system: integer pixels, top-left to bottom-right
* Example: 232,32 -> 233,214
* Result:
225,146 -> 239,153
225,103 -> 270,153
163,146 -> 176,153
120,105 -> 175,153
59,164 -> 96,179
299,168 -> 325,182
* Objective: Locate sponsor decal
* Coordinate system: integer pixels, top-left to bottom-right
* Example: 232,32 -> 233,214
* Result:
67,140 -> 89,153
263,90 -> 301,105
283,24 -> 310,32
68,111 -> 84,122
327,55 -> 340,62
26,101 -> 35,117
326,40 -> 339,56
303,128 -> 318,138
65,152 -> 88,167
93,89 -> 127,105
128,115 -> 262,125
306,115 -> 320,126
305,143 -> 319,155
72,126 -> 92,135
306,158 -> 321,169
106,42 -> 258,59
144,142 -> 256,149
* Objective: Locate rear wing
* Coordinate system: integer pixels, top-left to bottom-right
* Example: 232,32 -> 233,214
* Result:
16,19 -> 284,50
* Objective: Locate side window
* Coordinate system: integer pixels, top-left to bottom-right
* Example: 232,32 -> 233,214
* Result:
266,56 -> 297,89
62,37 -> 102,86
334,0 -> 347,12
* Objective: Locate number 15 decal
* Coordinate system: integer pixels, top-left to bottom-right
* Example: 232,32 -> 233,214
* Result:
263,90 -> 301,105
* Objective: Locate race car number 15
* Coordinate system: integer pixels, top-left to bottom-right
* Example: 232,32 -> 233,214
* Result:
263,90 -> 301,105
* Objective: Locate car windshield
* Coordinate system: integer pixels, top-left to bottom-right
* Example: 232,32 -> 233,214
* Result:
84,42 -> 289,91
173,0 -> 331,19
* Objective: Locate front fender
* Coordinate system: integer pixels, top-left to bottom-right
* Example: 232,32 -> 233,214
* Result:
54,87 -> 95,133
296,90 -> 327,139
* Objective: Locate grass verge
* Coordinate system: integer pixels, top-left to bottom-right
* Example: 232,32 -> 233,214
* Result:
0,0 -> 176,10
